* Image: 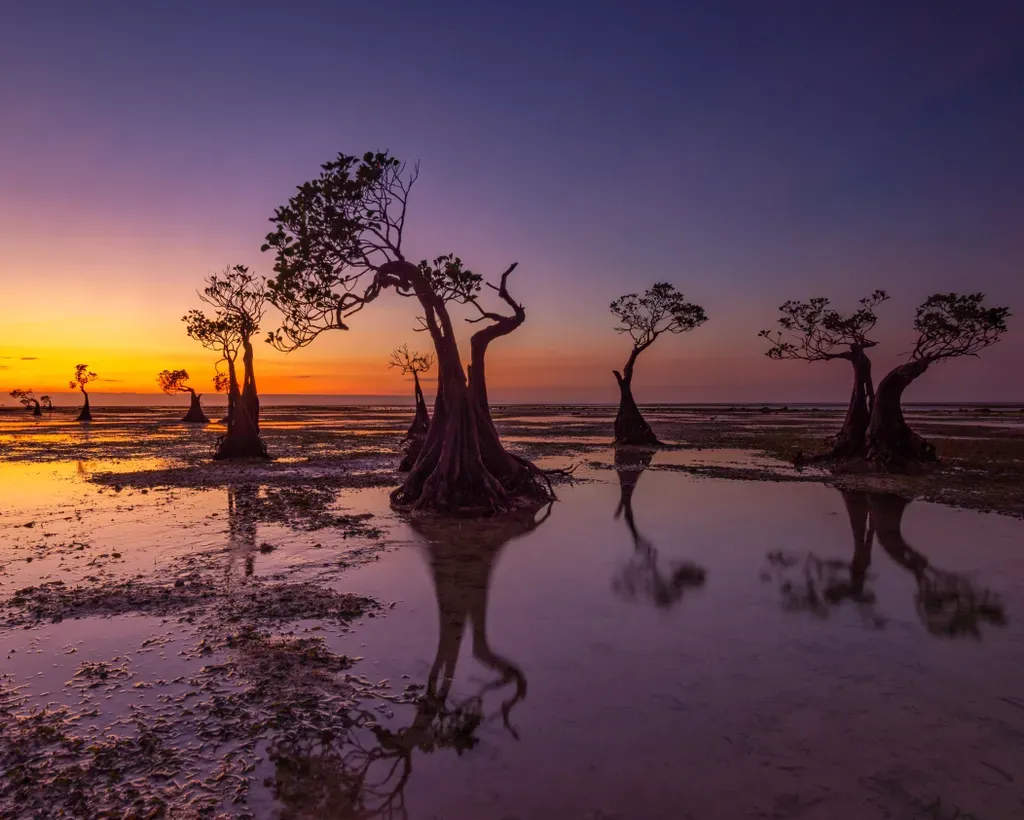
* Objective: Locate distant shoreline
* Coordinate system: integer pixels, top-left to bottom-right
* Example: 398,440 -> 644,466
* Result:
3,401 -> 1023,412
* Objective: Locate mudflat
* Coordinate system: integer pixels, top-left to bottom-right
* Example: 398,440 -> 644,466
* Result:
1,406 -> 1022,819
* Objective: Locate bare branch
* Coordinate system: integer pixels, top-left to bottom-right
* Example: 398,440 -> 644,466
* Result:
388,344 -> 435,376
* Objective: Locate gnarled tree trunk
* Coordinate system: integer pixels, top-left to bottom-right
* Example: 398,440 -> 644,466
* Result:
829,347 -> 874,458
387,262 -> 549,514
30,401 -> 42,417
399,375 -> 434,472
613,350 -> 659,446
76,390 -> 92,422
215,342 -> 269,460
866,360 -> 935,470
407,371 -> 430,439
182,389 -> 209,423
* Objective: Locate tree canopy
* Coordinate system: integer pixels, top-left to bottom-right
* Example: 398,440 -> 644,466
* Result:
69,364 -> 97,391
909,293 -> 1010,363
157,369 -> 194,395
759,290 -> 889,361
9,389 -> 39,408
610,282 -> 708,354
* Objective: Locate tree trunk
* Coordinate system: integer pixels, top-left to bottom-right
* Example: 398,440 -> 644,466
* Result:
405,371 -> 430,440
829,348 -> 873,458
76,390 -> 92,422
215,342 -> 268,460
838,491 -> 874,598
385,262 -> 549,514
31,401 -> 42,417
866,360 -> 936,470
399,375 -> 434,472
182,389 -> 209,423
613,370 -> 659,446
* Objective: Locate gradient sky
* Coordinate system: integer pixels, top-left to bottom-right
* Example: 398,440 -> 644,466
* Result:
2,0 -> 1022,404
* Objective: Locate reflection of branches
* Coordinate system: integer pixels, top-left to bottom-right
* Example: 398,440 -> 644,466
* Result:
762,491 -> 879,622
223,484 -> 378,585
763,491 -> 1007,637
613,449 -> 706,608
868,493 -> 1006,638
409,506 -> 548,733
266,503 -> 550,818
270,689 -> 482,820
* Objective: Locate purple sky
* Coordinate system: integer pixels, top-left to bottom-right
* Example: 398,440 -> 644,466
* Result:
1,1 -> 1022,402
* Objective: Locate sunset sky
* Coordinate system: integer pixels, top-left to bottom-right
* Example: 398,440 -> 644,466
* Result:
2,1 -> 1022,405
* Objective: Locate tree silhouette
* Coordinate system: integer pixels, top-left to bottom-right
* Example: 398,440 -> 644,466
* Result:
39,395 -> 53,412
612,448 -> 706,607
9,389 -> 42,417
263,150 -> 551,513
867,293 -> 1010,469
609,283 -> 707,446
211,370 -> 230,424
389,344 -> 434,470
156,368 -> 209,423
760,291 -> 888,458
764,489 -> 1006,637
185,265 -> 268,459
68,363 -> 97,422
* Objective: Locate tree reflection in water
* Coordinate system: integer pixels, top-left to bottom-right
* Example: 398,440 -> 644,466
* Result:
763,489 -> 1007,637
612,447 -> 706,607
268,502 -> 551,819
224,483 -> 378,586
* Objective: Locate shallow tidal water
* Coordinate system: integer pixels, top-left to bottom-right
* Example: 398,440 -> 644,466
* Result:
332,469 -> 1024,820
1,410 -> 1023,819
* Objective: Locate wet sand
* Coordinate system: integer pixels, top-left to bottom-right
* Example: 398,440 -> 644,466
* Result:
1,406 -> 1023,819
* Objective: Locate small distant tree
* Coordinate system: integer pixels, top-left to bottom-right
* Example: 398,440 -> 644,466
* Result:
389,344 -> 435,443
186,312 -> 239,429
760,291 -> 888,458
184,265 -> 268,459
69,364 -> 97,421
212,370 -> 230,423
157,368 -> 209,423
10,389 -> 42,417
39,395 -> 53,412
609,283 -> 707,446
867,293 -> 1010,469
